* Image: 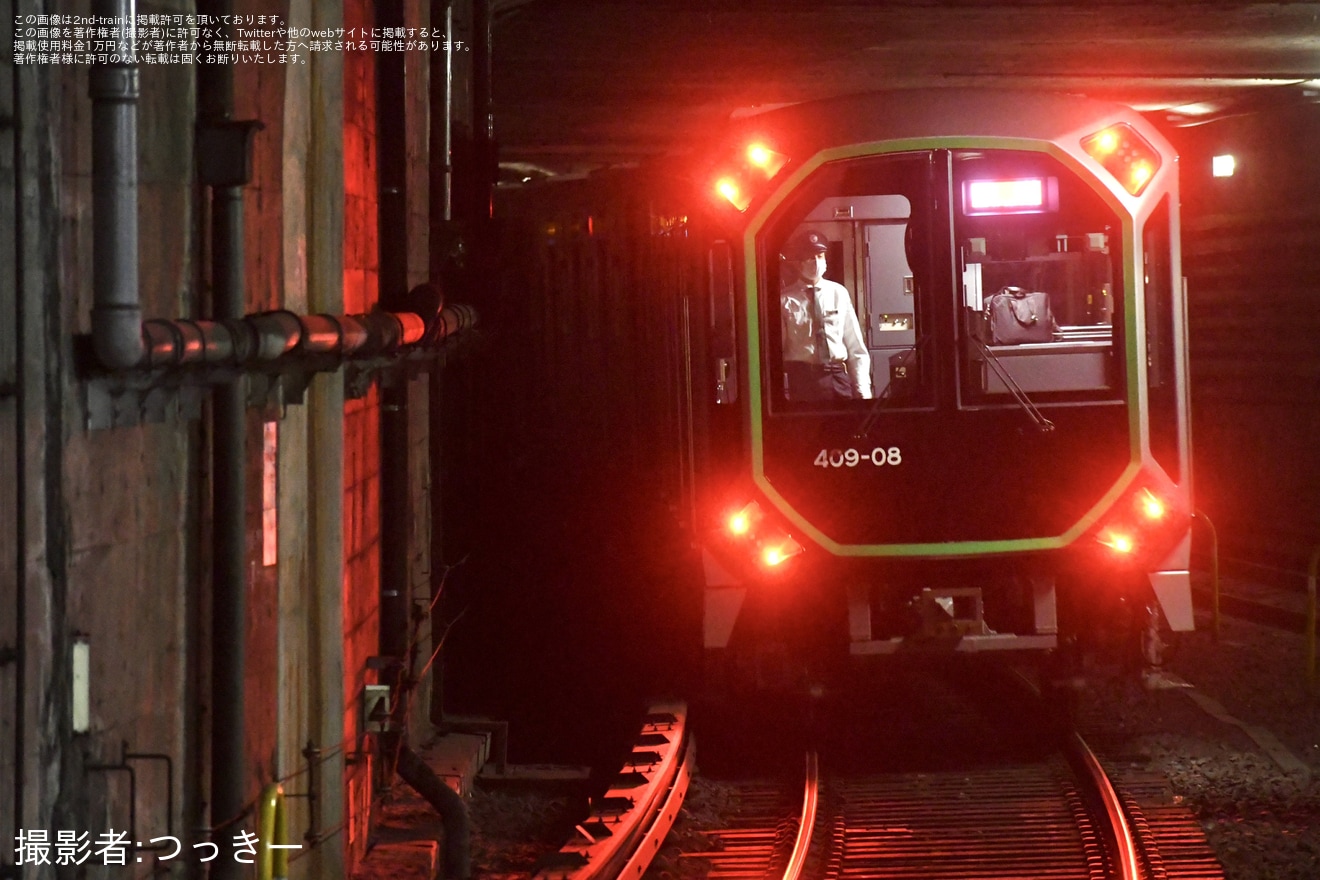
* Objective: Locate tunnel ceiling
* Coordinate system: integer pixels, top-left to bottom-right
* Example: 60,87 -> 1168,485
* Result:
490,0 -> 1320,179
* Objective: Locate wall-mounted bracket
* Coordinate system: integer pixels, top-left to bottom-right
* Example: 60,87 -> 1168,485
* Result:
363,685 -> 392,735
83,372 -> 207,431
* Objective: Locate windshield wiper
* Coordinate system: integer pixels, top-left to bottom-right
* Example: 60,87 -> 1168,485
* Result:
853,334 -> 929,440
972,338 -> 1055,433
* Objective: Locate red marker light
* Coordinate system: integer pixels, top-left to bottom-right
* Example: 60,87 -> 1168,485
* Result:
1081,123 -> 1162,196
1099,530 -> 1135,554
745,142 -> 787,177
725,501 -> 764,538
1093,128 -> 1120,155
715,176 -> 751,211
759,534 -> 804,568
711,143 -> 787,213
1138,489 -> 1166,521
1088,470 -> 1188,566
728,511 -> 751,536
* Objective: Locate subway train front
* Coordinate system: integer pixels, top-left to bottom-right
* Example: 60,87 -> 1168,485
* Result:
688,89 -> 1194,689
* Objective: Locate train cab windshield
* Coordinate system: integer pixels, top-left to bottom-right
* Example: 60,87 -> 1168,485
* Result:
953,150 -> 1124,408
761,149 -> 1125,414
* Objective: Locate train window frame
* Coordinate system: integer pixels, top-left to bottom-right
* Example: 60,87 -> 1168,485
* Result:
1144,196 -> 1182,481
951,149 -> 1128,409
758,153 -> 938,414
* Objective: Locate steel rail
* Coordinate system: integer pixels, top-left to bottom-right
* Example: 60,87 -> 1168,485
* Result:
1066,731 -> 1141,880
780,751 -> 819,880
1004,667 -> 1147,879
614,735 -> 693,879
673,752 -> 820,880
533,702 -> 691,880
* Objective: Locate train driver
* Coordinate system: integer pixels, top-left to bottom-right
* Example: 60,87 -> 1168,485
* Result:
779,230 -> 873,401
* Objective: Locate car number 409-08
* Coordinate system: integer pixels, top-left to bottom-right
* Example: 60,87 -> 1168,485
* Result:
813,447 -> 902,468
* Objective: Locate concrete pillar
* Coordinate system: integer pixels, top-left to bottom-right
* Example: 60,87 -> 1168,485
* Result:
304,0 -> 348,873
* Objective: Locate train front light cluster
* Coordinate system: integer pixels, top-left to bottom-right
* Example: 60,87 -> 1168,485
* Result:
1091,474 -> 1188,565
723,501 -> 804,571
712,141 -> 789,212
1081,123 -> 1161,196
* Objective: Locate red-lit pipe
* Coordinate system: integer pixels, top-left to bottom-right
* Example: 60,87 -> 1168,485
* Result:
297,314 -> 347,353
395,312 -> 427,346
435,304 -> 478,340
246,310 -> 304,360
142,319 -> 241,368
109,305 -> 474,371
335,316 -> 372,353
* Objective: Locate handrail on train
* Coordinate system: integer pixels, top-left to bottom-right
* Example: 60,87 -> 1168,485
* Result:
1193,510 -> 1220,641
1307,545 -> 1319,693
257,783 -> 290,880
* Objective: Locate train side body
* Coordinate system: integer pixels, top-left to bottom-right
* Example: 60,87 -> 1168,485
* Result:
691,90 -> 1192,674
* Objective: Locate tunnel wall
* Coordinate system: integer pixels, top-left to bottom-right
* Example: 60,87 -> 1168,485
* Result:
1,0 -> 444,876
1171,98 -> 1320,582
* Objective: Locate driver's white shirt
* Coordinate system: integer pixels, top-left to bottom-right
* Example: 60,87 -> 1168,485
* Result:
781,278 -> 872,398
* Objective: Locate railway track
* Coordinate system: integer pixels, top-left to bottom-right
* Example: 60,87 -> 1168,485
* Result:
533,666 -> 1223,879
676,754 -> 820,879
534,703 -> 693,880
678,742 -> 1164,879
654,667 -> 1219,880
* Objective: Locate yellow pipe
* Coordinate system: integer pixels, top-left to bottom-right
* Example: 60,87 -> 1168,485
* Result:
258,783 -> 289,880
1195,510 -> 1220,641
1307,545 -> 1318,693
